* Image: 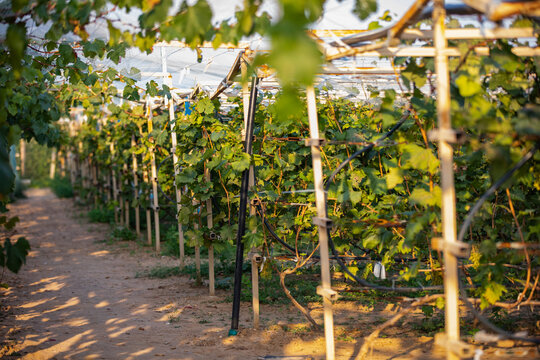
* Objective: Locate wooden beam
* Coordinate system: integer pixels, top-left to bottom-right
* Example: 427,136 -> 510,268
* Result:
400,27 -> 537,40
326,45 -> 539,60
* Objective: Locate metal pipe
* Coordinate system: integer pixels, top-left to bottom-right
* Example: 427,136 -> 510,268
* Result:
230,76 -> 259,334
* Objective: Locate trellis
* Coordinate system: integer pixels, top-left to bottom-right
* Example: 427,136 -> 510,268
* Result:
58,1 -> 540,359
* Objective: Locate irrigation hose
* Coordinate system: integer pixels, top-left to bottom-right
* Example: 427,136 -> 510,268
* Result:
231,76 -> 259,333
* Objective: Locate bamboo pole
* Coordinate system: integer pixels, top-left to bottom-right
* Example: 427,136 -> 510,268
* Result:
147,97 -> 161,253
131,135 -> 141,237
434,2 -> 460,360
205,164 -> 215,296
306,86 -> 335,360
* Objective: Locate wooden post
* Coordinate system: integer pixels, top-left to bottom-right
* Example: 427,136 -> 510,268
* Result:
69,151 -> 76,189
193,197 -> 202,284
132,135 -> 141,237
205,164 -> 215,296
306,86 -> 335,360
251,253 -> 260,329
106,170 -> 111,203
19,139 -> 25,177
144,167 -> 152,245
124,163 -> 130,228
169,98 -> 185,267
147,97 -> 161,252
433,2 -> 460,360
110,143 -> 119,224
92,162 -> 98,207
60,151 -> 66,177
50,148 -> 57,179
118,161 -> 124,226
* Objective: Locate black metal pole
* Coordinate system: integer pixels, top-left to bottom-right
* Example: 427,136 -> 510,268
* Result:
230,76 -> 259,334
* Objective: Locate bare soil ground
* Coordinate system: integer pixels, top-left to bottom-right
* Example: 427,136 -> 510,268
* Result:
0,189 -> 536,359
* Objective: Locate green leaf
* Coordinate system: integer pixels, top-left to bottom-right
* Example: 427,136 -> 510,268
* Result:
4,237 -> 30,274
6,23 -> 27,75
400,144 -> 439,174
353,0 -> 377,20
230,153 -> 251,172
0,135 -> 15,197
362,233 -> 379,249
455,74 -> 482,97
409,186 -> 441,207
481,282 -> 507,309
385,167 -> 403,189
195,98 -> 214,115
364,168 -> 387,195
59,43 -> 76,64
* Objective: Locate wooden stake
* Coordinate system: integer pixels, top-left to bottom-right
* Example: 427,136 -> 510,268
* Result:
132,135 -> 141,237
124,163 -> 130,228
50,148 -> 57,179
118,161 -> 124,226
169,98 -> 185,267
93,163 -> 98,207
19,139 -> 25,177
205,164 -> 215,296
147,96 -> 161,253
60,151 -> 66,177
144,167 -> 152,246
251,253 -> 260,329
193,197 -> 202,285
306,86 -> 335,360
110,143 -> 119,224
434,2 -> 460,360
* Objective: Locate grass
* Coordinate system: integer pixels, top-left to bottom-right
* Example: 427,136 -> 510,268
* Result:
135,265 -> 182,279
49,177 -> 74,198
110,226 -> 136,241
88,207 -> 114,223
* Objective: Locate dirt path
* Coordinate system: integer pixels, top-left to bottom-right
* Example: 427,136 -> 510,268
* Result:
1,188 -> 444,360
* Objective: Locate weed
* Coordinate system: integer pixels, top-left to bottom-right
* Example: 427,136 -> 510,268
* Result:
88,207 -> 114,223
136,265 -> 181,279
285,325 -> 311,334
411,313 -> 444,336
336,330 -> 355,342
110,226 -> 136,241
49,177 -> 73,198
